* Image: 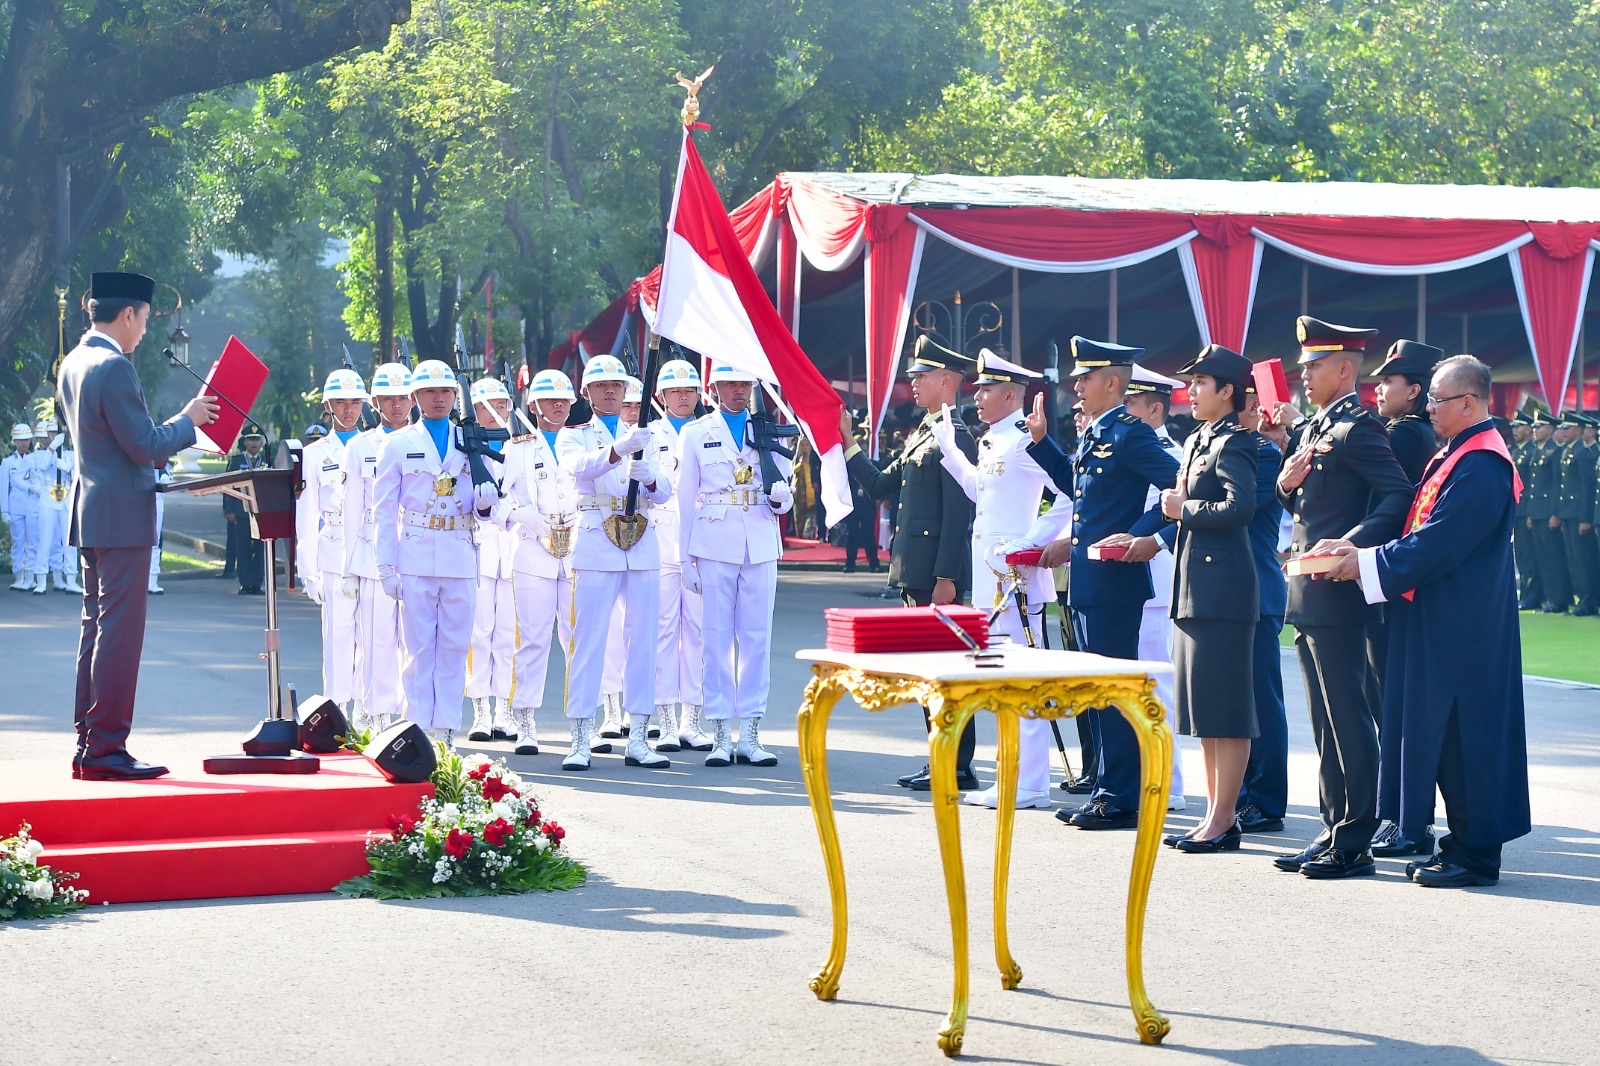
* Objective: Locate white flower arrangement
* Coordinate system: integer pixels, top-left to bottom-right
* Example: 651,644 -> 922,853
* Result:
2,823 -> 87,921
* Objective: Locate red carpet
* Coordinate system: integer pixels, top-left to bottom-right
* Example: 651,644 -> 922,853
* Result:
1,753 -> 432,904
782,535 -> 848,564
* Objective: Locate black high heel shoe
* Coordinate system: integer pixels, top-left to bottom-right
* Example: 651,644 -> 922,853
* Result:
1163,832 -> 1192,848
1175,825 -> 1242,853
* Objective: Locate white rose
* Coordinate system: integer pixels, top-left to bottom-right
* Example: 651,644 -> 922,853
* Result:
24,839 -> 44,864
26,878 -> 53,901
468,754 -> 493,772
501,772 -> 524,792
439,803 -> 461,823
490,800 -> 517,823
531,835 -> 549,853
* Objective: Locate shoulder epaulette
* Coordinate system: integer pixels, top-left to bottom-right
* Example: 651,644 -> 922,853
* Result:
511,433 -> 536,444
1013,418 -> 1028,431
1116,411 -> 1142,425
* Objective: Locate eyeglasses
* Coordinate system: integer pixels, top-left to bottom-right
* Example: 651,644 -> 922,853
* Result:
1426,392 -> 1478,407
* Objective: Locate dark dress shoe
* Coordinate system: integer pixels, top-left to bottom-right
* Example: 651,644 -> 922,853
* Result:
1055,801 -> 1093,825
1059,773 -> 1097,794
1235,803 -> 1285,833
1272,842 -> 1330,872
75,753 -> 170,781
1539,603 -> 1567,613
1067,800 -> 1140,831
1573,606 -> 1598,617
897,764 -> 929,788
1300,848 -> 1376,879
1372,823 -> 1434,857
1163,832 -> 1190,848
1413,861 -> 1497,888
1176,826 -> 1242,853
906,767 -> 981,792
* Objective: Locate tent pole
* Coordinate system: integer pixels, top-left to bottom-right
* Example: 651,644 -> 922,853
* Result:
1108,268 -> 1118,343
1300,263 -> 1309,316
1417,275 -> 1427,342
1011,267 -> 1022,358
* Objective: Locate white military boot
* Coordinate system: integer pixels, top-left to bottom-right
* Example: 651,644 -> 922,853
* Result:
704,718 -> 734,767
736,717 -> 778,767
598,692 -> 624,738
10,571 -> 29,590
679,703 -> 713,751
653,704 -> 681,752
563,717 -> 594,771
62,569 -> 82,594
32,570 -> 47,594
350,701 -> 374,734
432,728 -> 455,752
512,707 -> 538,756
467,698 -> 493,742
492,697 -> 517,741
624,713 -> 670,768
52,569 -> 68,590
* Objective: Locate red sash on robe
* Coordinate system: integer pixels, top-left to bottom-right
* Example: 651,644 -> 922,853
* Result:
1399,426 -> 1522,601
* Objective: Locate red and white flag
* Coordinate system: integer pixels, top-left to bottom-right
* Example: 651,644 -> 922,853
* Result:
651,129 -> 853,527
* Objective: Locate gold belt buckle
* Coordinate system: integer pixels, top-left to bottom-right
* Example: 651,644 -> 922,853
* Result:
428,514 -> 444,530
540,524 -> 574,558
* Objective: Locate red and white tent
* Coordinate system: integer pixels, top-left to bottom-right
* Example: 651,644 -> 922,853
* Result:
553,174 -> 1600,434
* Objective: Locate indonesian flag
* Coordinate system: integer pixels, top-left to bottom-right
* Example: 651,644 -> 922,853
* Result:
652,129 -> 853,526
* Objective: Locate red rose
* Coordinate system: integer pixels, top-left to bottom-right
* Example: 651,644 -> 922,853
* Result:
386,814 -> 417,840
467,763 -> 490,781
543,820 -> 565,844
481,776 -> 510,802
444,828 -> 474,859
525,808 -> 541,828
483,818 -> 513,847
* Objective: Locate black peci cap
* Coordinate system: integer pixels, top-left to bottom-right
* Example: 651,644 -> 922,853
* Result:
90,271 -> 156,305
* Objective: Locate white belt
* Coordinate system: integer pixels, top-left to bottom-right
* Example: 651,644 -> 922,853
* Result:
401,508 -> 476,532
576,493 -> 648,513
321,510 -> 343,527
697,488 -> 764,507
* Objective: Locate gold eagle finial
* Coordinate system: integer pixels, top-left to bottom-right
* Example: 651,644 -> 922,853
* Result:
675,65 -> 715,127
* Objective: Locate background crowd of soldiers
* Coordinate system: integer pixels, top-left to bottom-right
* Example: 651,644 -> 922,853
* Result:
1511,409 -> 1600,616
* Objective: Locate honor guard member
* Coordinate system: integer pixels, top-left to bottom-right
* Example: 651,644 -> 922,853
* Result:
1124,364 -> 1189,811
651,358 -> 711,750
1510,412 -> 1541,608
1025,337 -> 1179,830
296,369 -> 369,717
933,349 -> 1074,808
1556,412 -> 1598,615
493,369 -> 581,755
3,423 -> 38,590
1372,340 -> 1443,485
1274,316 -> 1412,879
844,335 -> 979,791
1523,410 -> 1568,611
341,362 -> 416,730
465,376 -> 519,743
373,359 -> 493,748
555,354 -> 673,771
596,376 -> 652,743
677,362 -> 796,768
226,424 -> 271,595
34,420 -> 78,593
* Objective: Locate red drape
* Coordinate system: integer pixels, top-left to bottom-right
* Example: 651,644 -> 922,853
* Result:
863,204 -> 919,454
1253,216 -> 1530,274
1511,223 -> 1600,411
777,215 -> 800,335
1185,215 -> 1262,352
912,207 -> 1194,268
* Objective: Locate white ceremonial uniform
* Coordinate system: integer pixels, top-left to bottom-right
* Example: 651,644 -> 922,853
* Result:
150,463 -> 169,583
493,429 -> 576,714
1143,422 -> 1186,802
342,426 -> 407,722
467,442 -> 517,704
2,449 -> 39,577
601,599 -> 625,700
939,415 -> 1074,795
296,431 -> 360,706
373,420 -> 480,731
651,418 -> 704,708
676,411 -> 793,722
36,440 -> 73,575
556,417 -> 671,721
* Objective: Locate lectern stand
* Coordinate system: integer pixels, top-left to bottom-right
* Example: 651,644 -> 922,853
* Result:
160,441 -> 318,774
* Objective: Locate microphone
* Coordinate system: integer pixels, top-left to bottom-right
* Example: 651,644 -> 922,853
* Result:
163,347 -> 254,424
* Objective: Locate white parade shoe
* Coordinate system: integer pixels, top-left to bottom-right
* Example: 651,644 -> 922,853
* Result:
704,718 -> 734,767
624,713 -> 670,768
563,718 -> 594,771
1167,795 -> 1188,812
62,571 -> 82,594
653,704 -> 681,752
467,698 -> 493,742
431,728 -> 455,753
32,570 -> 47,594
52,569 -> 68,590
962,784 -> 1052,810
492,697 -> 517,741
9,570 -> 28,590
598,692 -> 624,738
735,718 -> 778,767
351,701 -> 375,734
147,581 -> 165,595
678,703 -> 714,752
512,708 -> 538,755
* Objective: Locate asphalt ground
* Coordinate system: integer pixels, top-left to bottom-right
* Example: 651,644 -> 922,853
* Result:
0,569 -> 1596,1066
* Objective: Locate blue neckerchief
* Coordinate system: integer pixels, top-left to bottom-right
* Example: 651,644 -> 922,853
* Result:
668,415 -> 692,433
486,438 -> 503,454
335,429 -> 358,445
423,417 -> 450,460
598,414 -> 620,438
541,430 -> 559,455
382,424 -> 398,434
721,409 -> 749,449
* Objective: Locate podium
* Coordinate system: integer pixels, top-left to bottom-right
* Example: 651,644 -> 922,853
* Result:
160,441 -> 318,774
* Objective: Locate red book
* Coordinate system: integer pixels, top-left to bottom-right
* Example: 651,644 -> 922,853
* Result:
823,606 -> 989,653
1088,542 -> 1130,561
1252,357 -> 1290,418
1004,548 -> 1045,567
194,336 -> 270,454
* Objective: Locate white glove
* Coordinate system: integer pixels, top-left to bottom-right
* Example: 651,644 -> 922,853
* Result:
683,560 -> 702,595
998,537 -> 1032,557
766,481 -> 794,508
473,480 -> 499,514
930,404 -> 958,453
621,458 -> 653,486
514,506 -> 552,540
379,565 -> 403,601
341,575 -> 360,600
612,424 -> 650,455
303,578 -> 323,605
49,433 -> 64,451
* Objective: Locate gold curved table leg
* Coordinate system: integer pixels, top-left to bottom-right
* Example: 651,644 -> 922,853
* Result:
929,697 -> 979,1057
991,706 -> 1023,991
1114,688 -> 1173,1045
799,671 -> 849,1001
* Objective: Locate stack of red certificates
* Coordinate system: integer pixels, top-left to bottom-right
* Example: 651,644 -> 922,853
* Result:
823,606 -> 989,653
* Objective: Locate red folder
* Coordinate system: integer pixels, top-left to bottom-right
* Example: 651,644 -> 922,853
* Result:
194,336 -> 270,454
1004,548 -> 1045,567
1251,357 -> 1290,419
823,606 -> 989,653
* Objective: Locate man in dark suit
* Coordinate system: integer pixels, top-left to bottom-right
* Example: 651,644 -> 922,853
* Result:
56,271 -> 219,780
844,336 -> 980,790
226,424 -> 270,594
1274,316 -> 1413,879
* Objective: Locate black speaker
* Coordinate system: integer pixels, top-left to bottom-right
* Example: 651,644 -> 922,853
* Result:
297,695 -> 348,754
364,720 -> 437,784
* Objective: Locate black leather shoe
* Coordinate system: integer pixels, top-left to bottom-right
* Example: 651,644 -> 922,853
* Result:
1574,606 -> 1598,617
1539,603 -> 1567,614
897,763 -> 929,788
1235,803 -> 1285,834
1300,848 -> 1376,879
1176,825 -> 1242,853
1272,842 -> 1329,872
75,753 -> 170,781
1163,832 -> 1190,848
1406,854 -> 1444,879
906,767 -> 981,792
1372,823 -> 1434,857
1067,801 -> 1139,831
1055,801 -> 1092,825
1413,861 -> 1497,888
1059,773 -> 1097,794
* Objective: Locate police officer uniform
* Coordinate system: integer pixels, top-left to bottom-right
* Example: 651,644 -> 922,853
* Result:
1371,340 -> 1443,486
3,424 -> 39,589
1524,411 -> 1569,611
465,377 -> 520,742
1556,412 -> 1598,615
1025,337 -> 1179,829
1510,412 -> 1542,608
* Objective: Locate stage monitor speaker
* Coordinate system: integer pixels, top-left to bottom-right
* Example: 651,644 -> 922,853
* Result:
298,695 -> 348,754
365,720 -> 437,784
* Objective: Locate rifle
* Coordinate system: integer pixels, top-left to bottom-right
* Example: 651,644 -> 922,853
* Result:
622,331 -> 663,519
449,344 -> 509,492
748,384 -> 801,495
342,344 -> 379,430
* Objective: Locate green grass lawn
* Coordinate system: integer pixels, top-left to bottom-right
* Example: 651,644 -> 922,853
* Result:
159,549 -> 218,572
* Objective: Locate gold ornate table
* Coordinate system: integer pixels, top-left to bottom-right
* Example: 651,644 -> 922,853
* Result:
795,646 -> 1173,1057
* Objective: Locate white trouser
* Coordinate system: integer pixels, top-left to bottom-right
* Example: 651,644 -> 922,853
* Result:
988,587 -> 1051,795
149,494 -> 164,578
697,557 -> 777,721
467,574 -> 516,700
1140,603 -> 1184,799
564,568 -> 657,720
657,560 -> 704,703
511,571 -> 573,712
8,509 -> 39,572
602,597 -> 625,697
318,569 -> 359,705
399,574 -> 475,731
39,504 -> 68,572
355,577 -> 405,719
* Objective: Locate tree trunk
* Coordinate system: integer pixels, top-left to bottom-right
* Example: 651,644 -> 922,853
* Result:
375,179 -> 396,362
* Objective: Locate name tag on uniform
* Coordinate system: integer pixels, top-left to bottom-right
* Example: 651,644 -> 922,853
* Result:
364,456 -> 376,463
658,445 -> 670,452
406,452 -> 425,459
322,462 -> 339,471
534,462 -> 545,470
703,441 -> 722,448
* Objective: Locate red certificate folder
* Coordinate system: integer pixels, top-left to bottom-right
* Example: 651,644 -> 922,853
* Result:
193,336 -> 270,454
1252,357 -> 1290,418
